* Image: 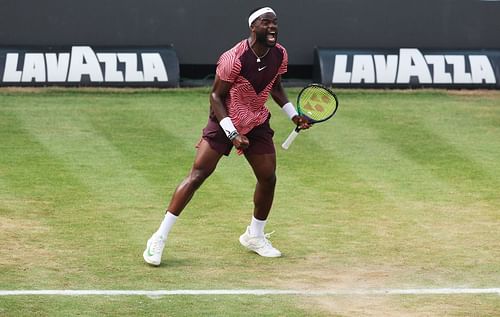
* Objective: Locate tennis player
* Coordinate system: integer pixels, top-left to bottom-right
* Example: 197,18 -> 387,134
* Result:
143,7 -> 310,266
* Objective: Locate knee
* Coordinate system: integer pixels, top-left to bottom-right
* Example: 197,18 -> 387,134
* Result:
259,172 -> 276,188
187,168 -> 212,189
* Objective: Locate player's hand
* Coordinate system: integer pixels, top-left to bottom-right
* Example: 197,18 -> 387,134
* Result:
292,115 -> 311,130
232,134 -> 250,150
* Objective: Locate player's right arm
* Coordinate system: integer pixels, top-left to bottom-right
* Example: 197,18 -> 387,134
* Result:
210,75 -> 249,150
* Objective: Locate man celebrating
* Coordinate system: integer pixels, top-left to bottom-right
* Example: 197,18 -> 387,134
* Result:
143,7 -> 310,266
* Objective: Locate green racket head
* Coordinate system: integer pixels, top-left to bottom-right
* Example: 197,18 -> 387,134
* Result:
297,84 -> 338,123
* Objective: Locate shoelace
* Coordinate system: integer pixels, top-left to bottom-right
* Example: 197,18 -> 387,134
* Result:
150,237 -> 164,254
257,231 -> 276,248
264,231 -> 275,239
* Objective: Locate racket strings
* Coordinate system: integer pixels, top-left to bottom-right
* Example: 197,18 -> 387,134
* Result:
298,87 -> 337,122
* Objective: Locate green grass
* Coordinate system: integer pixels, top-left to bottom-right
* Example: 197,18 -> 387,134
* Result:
0,88 -> 499,316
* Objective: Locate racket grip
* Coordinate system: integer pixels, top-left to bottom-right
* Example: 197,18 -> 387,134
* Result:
281,127 -> 300,150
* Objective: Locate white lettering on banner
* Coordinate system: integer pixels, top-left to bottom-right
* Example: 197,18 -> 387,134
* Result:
373,55 -> 398,83
96,53 -> 124,82
469,55 -> 496,84
331,48 -> 497,85
67,46 -> 103,82
1,46 -> 169,83
397,48 -> 432,84
22,54 -> 46,82
46,53 -> 70,82
142,53 -> 168,82
425,55 -> 452,84
118,53 -> 143,82
445,55 -> 471,84
351,55 -> 375,84
332,55 -> 350,83
3,54 -> 22,82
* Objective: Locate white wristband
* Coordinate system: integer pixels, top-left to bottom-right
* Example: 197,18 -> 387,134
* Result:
282,102 -> 298,120
219,117 -> 239,140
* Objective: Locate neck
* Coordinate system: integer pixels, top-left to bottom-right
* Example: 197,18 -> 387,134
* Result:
248,37 -> 269,56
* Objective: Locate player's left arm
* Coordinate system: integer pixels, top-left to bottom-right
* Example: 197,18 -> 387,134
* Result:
270,75 -> 289,107
270,76 -> 310,129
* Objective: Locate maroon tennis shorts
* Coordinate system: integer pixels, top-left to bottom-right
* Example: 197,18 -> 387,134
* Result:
200,115 -> 275,156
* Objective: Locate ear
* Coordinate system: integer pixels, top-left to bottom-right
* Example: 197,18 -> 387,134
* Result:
249,18 -> 260,30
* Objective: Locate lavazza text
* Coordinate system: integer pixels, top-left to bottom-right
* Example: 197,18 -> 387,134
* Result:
332,48 -> 497,85
1,46 -> 169,83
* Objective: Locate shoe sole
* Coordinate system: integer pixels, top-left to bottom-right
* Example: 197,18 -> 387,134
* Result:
143,239 -> 162,266
143,250 -> 161,266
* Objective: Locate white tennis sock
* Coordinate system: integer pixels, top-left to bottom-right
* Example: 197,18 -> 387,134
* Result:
155,211 -> 177,239
249,216 -> 266,237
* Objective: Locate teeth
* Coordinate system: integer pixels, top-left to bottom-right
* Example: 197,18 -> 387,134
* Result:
267,33 -> 276,42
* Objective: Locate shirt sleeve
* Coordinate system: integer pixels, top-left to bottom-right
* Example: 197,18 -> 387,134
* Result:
278,46 -> 288,75
216,51 -> 241,83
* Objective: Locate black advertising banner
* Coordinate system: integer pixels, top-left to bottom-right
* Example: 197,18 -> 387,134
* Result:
314,48 -> 500,89
0,46 -> 180,87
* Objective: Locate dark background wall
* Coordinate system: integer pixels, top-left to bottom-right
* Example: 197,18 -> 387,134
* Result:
1,0 -> 499,78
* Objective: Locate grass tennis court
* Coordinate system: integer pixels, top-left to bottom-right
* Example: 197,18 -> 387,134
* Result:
0,87 -> 499,316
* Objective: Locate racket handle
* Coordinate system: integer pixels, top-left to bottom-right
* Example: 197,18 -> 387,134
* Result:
281,127 -> 300,150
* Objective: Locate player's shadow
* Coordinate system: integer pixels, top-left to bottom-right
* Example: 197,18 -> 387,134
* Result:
142,257 -> 191,268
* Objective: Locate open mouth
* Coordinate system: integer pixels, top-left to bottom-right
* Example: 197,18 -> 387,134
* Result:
266,32 -> 277,44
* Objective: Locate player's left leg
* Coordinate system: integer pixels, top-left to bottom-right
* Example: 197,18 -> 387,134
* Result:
239,152 -> 281,257
246,153 -> 277,221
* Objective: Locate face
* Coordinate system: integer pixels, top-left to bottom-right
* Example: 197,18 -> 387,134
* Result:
252,13 -> 278,47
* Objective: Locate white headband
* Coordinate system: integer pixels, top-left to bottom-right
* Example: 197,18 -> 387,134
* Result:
248,7 -> 276,27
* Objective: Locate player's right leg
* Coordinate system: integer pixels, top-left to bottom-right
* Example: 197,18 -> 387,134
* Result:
166,139 -> 224,214
143,139 -> 224,266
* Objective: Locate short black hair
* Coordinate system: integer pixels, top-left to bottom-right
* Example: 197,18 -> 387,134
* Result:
249,7 -> 265,16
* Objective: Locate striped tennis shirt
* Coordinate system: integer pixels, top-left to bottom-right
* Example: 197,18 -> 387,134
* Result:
215,39 -> 288,135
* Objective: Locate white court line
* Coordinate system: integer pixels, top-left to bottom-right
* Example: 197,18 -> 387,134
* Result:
0,288 -> 499,296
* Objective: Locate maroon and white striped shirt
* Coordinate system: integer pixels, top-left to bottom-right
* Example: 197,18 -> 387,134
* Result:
215,39 -> 288,135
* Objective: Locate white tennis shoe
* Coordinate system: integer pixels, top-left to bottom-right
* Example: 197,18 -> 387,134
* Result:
239,227 -> 282,257
143,233 -> 166,266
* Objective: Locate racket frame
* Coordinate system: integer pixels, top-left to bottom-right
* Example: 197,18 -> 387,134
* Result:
281,84 -> 338,150
296,83 -> 339,124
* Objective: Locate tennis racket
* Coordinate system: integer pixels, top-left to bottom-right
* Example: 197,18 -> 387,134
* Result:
281,84 -> 339,150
